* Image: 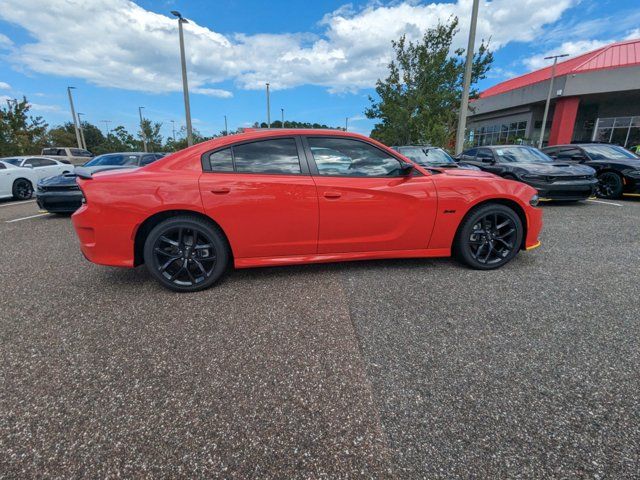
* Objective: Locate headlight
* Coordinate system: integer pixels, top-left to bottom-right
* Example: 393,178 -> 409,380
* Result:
529,194 -> 539,207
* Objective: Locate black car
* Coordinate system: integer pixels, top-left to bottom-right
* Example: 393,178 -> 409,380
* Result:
36,152 -> 164,213
542,143 -> 640,199
458,145 -> 598,201
392,145 -> 480,170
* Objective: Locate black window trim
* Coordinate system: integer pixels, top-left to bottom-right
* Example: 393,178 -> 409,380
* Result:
201,135 -> 310,176
301,135 -> 417,178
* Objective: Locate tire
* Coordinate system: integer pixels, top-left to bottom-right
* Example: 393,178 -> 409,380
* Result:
596,172 -> 623,199
12,178 -> 33,200
454,203 -> 523,270
143,216 -> 229,292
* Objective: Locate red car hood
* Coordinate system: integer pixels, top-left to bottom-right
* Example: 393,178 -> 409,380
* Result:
433,168 -> 496,179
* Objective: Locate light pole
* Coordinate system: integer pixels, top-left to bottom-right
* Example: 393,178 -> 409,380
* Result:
455,0 -> 480,155
171,11 -> 193,147
538,53 -> 569,149
77,113 -> 87,150
171,120 -> 176,142
281,108 -> 284,128
138,106 -> 148,152
67,87 -> 82,149
224,115 -> 228,135
266,83 -> 271,128
345,117 -> 349,132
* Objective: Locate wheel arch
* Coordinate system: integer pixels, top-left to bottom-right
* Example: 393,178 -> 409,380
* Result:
133,209 -> 232,267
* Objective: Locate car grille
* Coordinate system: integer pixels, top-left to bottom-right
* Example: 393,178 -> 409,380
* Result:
550,175 -> 593,182
39,185 -> 80,192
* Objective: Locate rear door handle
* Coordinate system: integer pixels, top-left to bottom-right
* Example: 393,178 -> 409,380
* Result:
210,187 -> 230,194
323,191 -> 342,199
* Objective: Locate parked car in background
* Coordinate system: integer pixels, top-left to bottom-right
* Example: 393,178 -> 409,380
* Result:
1,156 -> 73,183
542,143 -> 640,199
72,130 -> 543,292
37,152 -> 164,213
392,146 -> 480,170
41,147 -> 93,165
0,160 -> 39,200
457,145 -> 597,201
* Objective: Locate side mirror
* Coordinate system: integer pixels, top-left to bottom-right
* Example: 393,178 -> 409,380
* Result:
399,162 -> 415,175
481,157 -> 494,164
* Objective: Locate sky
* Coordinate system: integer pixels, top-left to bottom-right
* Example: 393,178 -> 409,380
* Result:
0,0 -> 639,140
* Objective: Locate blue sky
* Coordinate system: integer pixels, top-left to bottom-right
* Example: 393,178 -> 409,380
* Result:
0,0 -> 639,141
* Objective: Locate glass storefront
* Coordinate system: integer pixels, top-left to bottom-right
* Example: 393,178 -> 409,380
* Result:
592,116 -> 640,147
471,121 -> 527,146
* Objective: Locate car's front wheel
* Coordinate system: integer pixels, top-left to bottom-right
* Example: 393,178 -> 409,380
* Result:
143,216 -> 229,292
596,172 -> 623,199
454,203 -> 523,270
12,178 -> 33,200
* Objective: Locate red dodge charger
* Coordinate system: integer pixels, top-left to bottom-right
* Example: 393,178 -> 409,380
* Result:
72,129 -> 543,292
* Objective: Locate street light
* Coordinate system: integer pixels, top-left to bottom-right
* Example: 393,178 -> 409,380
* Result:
455,0 -> 479,155
538,53 -> 569,149
171,120 -> 176,142
266,83 -> 271,128
66,87 -> 82,149
345,117 -> 349,132
281,108 -> 284,128
224,115 -> 228,135
138,106 -> 148,152
171,10 -> 193,147
77,112 -> 87,150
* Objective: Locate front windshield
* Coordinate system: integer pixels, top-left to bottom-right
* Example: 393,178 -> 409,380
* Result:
84,153 -> 139,167
494,146 -> 553,163
397,147 -> 455,165
2,158 -> 21,166
582,145 -> 638,160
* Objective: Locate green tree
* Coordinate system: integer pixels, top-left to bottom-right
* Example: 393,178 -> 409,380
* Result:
366,17 -> 493,147
167,127 -> 213,151
47,122 -> 78,147
0,97 -> 49,156
139,119 -> 163,152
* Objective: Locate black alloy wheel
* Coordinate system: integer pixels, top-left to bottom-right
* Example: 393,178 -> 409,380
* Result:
596,172 -> 623,199
143,216 -> 229,292
455,203 -> 523,270
12,179 -> 33,200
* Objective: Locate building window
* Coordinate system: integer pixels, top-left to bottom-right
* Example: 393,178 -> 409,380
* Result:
471,121 -> 527,146
592,116 -> 640,148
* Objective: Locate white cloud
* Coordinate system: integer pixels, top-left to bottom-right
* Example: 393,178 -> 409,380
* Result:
0,0 -> 577,95
625,28 -> 640,40
0,33 -> 12,48
0,81 -> 11,90
29,102 -> 62,113
524,39 -> 611,71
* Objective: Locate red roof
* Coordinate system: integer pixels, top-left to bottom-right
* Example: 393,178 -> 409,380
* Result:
480,38 -> 640,98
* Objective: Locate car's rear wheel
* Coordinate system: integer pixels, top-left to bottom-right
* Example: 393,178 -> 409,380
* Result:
596,172 -> 623,199
143,216 -> 229,292
12,179 -> 33,200
454,204 -> 523,270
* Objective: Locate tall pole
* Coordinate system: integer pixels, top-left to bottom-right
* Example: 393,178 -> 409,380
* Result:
538,54 -> 569,148
101,120 -> 111,136
172,11 -> 193,146
266,83 -> 271,128
224,115 -> 228,135
281,108 -> 284,128
171,120 -> 176,141
455,0 -> 480,155
345,117 -> 349,132
67,87 -> 82,149
138,106 -> 148,152
77,113 -> 87,150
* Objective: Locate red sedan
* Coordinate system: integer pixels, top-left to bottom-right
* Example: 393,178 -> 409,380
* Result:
72,130 -> 543,292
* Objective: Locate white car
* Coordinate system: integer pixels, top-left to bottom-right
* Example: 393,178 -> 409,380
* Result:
1,156 -> 74,183
0,160 -> 39,200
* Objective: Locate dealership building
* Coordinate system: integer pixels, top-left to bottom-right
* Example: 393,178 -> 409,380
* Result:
467,38 -> 640,148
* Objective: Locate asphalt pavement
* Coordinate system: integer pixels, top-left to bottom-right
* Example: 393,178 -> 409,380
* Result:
1,197 -> 639,478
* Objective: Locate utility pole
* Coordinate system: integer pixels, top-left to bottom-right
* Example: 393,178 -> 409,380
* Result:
101,120 -> 111,136
77,113 -> 87,150
266,83 -> 271,128
171,120 -> 176,141
171,11 -> 193,146
538,53 -> 569,148
67,87 -> 82,149
345,117 -> 349,132
138,106 -> 148,152
455,0 -> 480,155
224,115 -> 228,135
281,108 -> 284,128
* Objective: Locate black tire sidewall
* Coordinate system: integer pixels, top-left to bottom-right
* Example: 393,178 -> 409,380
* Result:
143,216 -> 229,292
455,204 -> 523,270
13,179 -> 33,200
597,172 -> 623,199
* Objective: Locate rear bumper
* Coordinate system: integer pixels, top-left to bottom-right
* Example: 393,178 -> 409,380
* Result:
36,190 -> 82,213
527,178 -> 598,201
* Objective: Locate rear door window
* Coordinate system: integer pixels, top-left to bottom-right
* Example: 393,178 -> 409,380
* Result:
232,138 -> 301,174
208,148 -> 234,172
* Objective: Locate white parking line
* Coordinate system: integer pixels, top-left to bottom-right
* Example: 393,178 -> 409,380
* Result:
587,199 -> 623,207
0,199 -> 36,208
5,213 -> 51,223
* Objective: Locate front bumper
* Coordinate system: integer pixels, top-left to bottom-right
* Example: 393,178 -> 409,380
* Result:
36,189 -> 83,213
523,178 -> 598,201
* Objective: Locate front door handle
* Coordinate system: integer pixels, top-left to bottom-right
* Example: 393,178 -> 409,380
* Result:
323,191 -> 342,199
210,187 -> 230,194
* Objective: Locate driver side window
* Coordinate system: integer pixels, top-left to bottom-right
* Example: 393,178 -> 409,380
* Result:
307,137 -> 402,177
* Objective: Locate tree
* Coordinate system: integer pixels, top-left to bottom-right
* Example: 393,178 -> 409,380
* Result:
139,119 -> 163,152
0,97 -> 49,156
48,122 -> 78,147
167,127 -> 213,151
366,17 -> 493,147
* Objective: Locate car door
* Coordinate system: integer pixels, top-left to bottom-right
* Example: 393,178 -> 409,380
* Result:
25,158 -> 59,180
303,136 -> 438,254
198,136 -> 319,259
0,162 -> 11,197
475,148 -> 502,174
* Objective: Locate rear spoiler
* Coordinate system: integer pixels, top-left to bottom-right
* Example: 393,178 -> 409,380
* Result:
75,165 -> 138,179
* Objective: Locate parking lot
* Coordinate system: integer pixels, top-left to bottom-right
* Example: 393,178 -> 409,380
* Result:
1,197 -> 639,477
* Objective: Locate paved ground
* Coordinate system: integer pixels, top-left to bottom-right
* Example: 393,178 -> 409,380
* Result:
0,197 -> 639,478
